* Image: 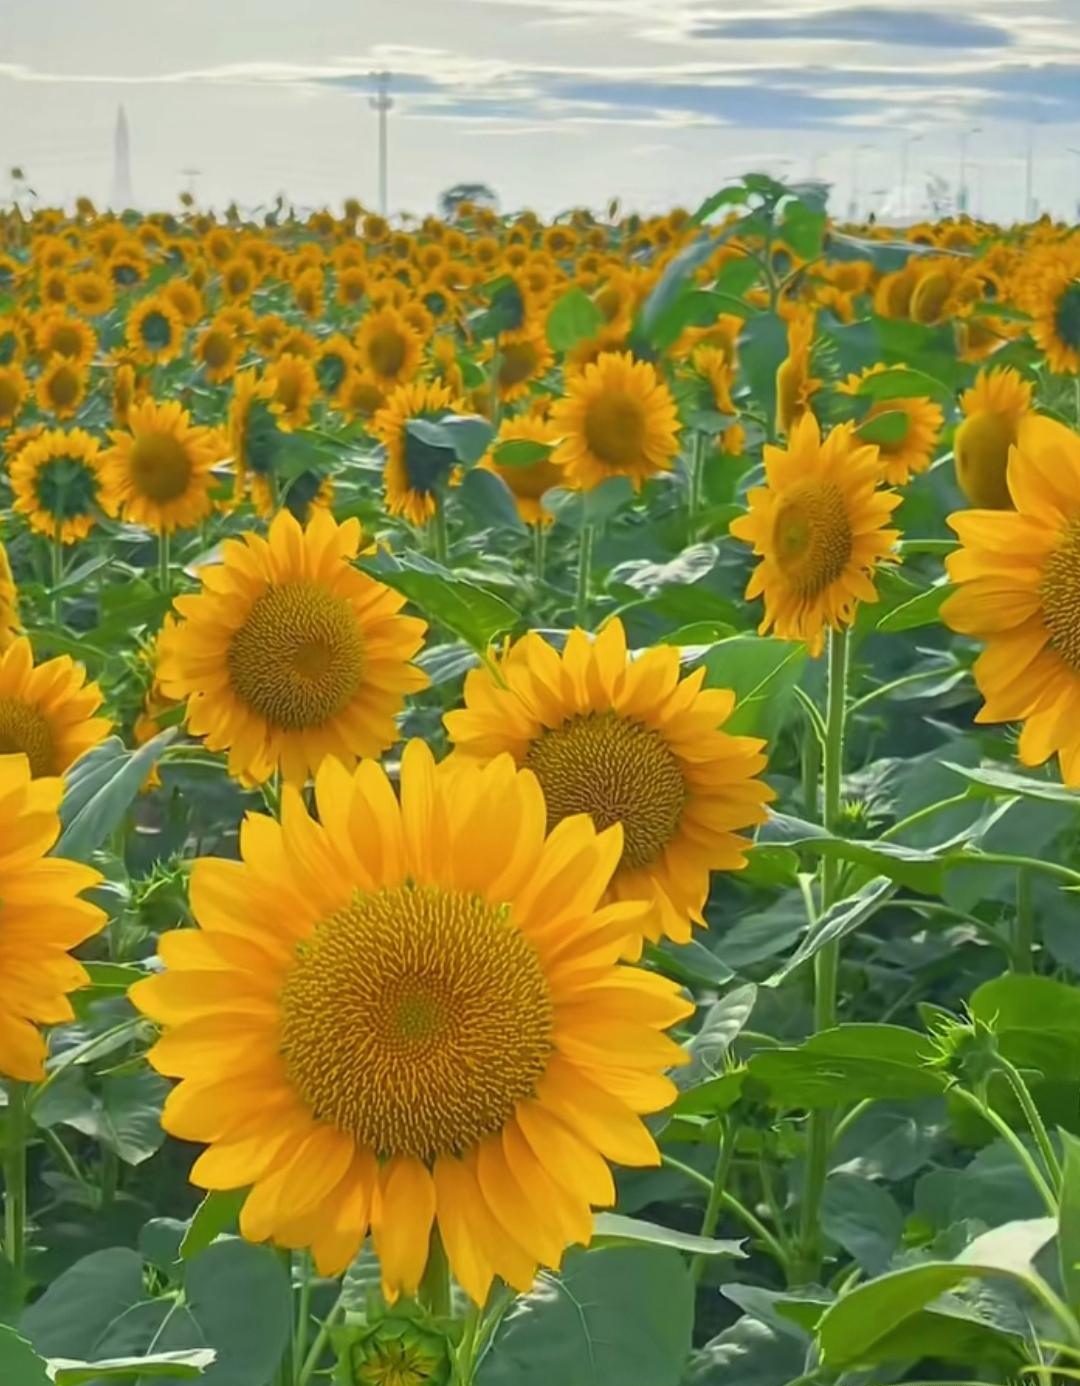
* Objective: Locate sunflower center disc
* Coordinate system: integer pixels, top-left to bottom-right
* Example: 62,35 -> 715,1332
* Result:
140,311 -> 173,350
524,710 -> 686,870
1041,522 -> 1080,670
129,432 -> 194,503
499,342 -> 539,388
0,376 -> 20,416
36,457 -> 99,520
583,392 -> 647,468
48,367 -> 80,409
50,325 -> 84,359
367,329 -> 407,379
279,884 -> 554,1162
771,478 -> 854,598
0,697 -> 55,776
274,369 -> 303,412
227,581 -> 364,729
202,333 -> 232,369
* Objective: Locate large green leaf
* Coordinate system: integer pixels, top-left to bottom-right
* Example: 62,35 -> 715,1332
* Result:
1059,1131 -> 1080,1312
747,1025 -> 945,1108
19,1249 -> 145,1360
969,973 -> 1080,1079
57,729 -> 178,860
546,287 -> 604,352
51,1350 -> 215,1382
591,1215 -> 744,1260
700,637 -> 806,741
0,1327 -> 50,1386
180,1190 -> 247,1261
476,1246 -> 693,1386
765,876 -> 896,983
362,551 -> 518,651
821,1174 -> 902,1276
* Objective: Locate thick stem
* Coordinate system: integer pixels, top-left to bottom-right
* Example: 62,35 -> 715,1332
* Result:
293,1253 -> 313,1379
575,525 -> 595,629
1014,868 -> 1035,974
419,1226 -> 452,1318
796,627 -> 849,1283
686,431 -> 705,540
532,522 -> 546,584
3,1082 -> 27,1299
297,1291 -> 345,1386
691,1119 -> 734,1284
274,1248 -> 294,1386
953,1086 -> 1057,1215
158,531 -> 171,599
433,496 -> 450,567
998,1057 -> 1062,1194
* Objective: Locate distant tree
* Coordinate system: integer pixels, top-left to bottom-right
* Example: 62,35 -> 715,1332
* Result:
439,183 -> 498,219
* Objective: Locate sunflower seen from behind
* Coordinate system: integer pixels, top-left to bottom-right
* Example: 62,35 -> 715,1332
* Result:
125,293 -> 186,366
838,364 -> 944,486
550,351 -> 679,492
10,427 -> 106,544
446,619 -> 773,950
157,508 -> 428,787
942,414 -> 1080,785
131,741 -> 691,1300
476,414 -> 566,526
263,352 -> 318,432
730,414 -> 901,656
0,754 -> 106,1080
0,638 -> 110,777
954,366 -> 1033,510
371,379 -> 464,526
102,398 -> 224,534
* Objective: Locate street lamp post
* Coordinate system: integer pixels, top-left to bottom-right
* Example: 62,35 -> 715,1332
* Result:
370,71 -> 393,218
958,125 -> 981,215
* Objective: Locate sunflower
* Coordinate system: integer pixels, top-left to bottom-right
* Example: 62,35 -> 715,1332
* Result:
101,398 -> 224,534
1020,244 -> 1080,376
34,312 -> 97,368
314,334 -> 357,402
337,369 -> 387,423
0,638 -> 110,777
954,366 -> 1034,510
36,356 -> 87,420
691,346 -> 735,415
162,279 -> 205,328
253,314 -> 289,355
126,294 -> 186,365
0,363 -> 28,426
0,541 -> 20,653
220,257 -> 257,302
355,306 -> 423,388
549,351 -> 679,492
228,369 -> 280,505
293,268 -> 325,319
371,380 -> 464,526
275,327 -> 318,360
10,427 -> 106,544
336,266 -> 369,308
263,353 -> 318,432
938,414 -> 1080,784
446,620 -> 772,949
112,360 -> 145,427
0,754 -> 106,1080
157,509 -> 428,786
477,415 -> 565,526
195,317 -> 242,385
775,308 -> 820,438
730,414 -> 901,656
67,269 -> 115,317
838,364 -> 944,486
488,323 -> 554,403
131,740 -> 690,1298
39,269 -> 69,309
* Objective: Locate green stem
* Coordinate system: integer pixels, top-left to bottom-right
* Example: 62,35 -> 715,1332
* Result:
691,1119 -> 734,1284
3,1082 -> 27,1298
297,1291 -> 345,1386
532,522 -> 546,584
419,1226 -> 451,1317
99,1146 -> 118,1207
293,1253 -> 313,1379
878,793 -> 971,843
661,1155 -> 788,1266
998,1057 -> 1062,1193
797,626 -> 849,1283
433,496 -> 450,567
953,1087 -> 1058,1215
455,1305 -> 482,1385
1014,868 -> 1035,974
274,1249 -> 294,1386
686,430 -> 704,540
575,525 -> 595,629
49,537 -> 63,627
158,531 -> 171,598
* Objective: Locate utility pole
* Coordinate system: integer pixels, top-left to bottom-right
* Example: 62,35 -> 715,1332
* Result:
899,133 -> 923,221
848,141 -> 874,221
110,104 -> 134,210
958,125 -> 981,215
370,71 -> 393,218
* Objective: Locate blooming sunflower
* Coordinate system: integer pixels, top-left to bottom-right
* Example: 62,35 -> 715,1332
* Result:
112,360 -> 144,427
67,270 -> 115,317
1023,249 -> 1080,375
488,323 -> 554,403
0,754 -> 106,1080
0,362 -> 28,426
10,427 -> 105,544
729,414 -> 901,656
838,364 -> 944,486
355,306 -> 423,388
157,509 -> 428,787
338,369 -> 387,424
549,351 -> 679,492
371,380 -> 464,526
313,334 -> 356,403
195,318 -> 241,385
162,279 -> 205,328
954,366 -> 1034,509
477,415 -> 565,526
34,312 -> 97,368
0,541 -> 20,652
941,414 -> 1080,784
263,353 -> 318,432
101,398 -> 223,534
36,356 -> 87,420
0,638 -> 110,777
130,740 -> 691,1299
445,619 -> 773,949
692,345 -> 736,415
775,308 -> 820,438
126,294 -> 186,365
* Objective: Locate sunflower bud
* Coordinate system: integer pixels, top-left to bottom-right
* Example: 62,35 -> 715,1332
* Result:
334,1310 -> 453,1386
925,1007 -> 1000,1089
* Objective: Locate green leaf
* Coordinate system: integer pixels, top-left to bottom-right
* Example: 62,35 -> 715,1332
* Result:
634,238 -> 719,350
684,984 -> 757,1084
688,184 -> 749,228
969,973 -> 1080,1079
546,287 -> 604,353
440,414 -> 496,466
20,1248 -> 145,1360
57,729 -> 179,861
821,1174 -> 903,1275
475,1246 -> 693,1386
1058,1130 -> 1080,1312
855,410 -> 910,447
184,1240 -> 291,1386
700,636 -> 806,741
542,476 -> 634,529
683,1315 -> 807,1386
180,1190 -> 248,1261
608,544 -> 718,597
779,201 -> 825,260
59,1067 -> 169,1166
492,438 -> 553,468
875,581 -> 955,632
456,468 -> 527,535
854,365 -> 954,405
758,812 -> 948,894
944,760 -> 1080,807
591,1214 -> 744,1260
0,1326 -> 49,1386
361,551 -> 518,651
747,1025 -> 945,1107
816,1219 -> 1056,1369
51,1349 -> 215,1382
765,877 -> 896,985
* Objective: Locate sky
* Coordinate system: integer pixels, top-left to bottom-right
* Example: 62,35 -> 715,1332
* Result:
3,0 -> 1080,222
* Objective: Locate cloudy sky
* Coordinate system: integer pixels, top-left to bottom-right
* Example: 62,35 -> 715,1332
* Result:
3,0 -> 1080,222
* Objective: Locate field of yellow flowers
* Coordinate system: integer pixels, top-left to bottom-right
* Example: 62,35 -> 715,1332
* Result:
2,172 -> 1080,1385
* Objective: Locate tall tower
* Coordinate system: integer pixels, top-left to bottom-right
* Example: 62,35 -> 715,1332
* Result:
370,72 -> 393,217
110,104 -> 134,210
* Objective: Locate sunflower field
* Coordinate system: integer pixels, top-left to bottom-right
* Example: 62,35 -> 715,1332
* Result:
2,172 -> 1080,1386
